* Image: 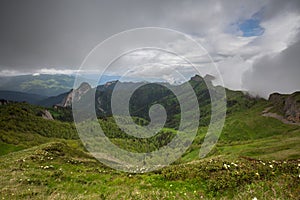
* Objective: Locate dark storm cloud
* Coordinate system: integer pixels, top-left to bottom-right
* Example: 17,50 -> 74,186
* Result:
0,0 -> 263,73
0,0 -> 170,72
0,0 -> 300,97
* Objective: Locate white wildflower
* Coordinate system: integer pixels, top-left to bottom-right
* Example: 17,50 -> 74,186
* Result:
269,165 -> 273,169
231,162 -> 238,167
252,197 -> 258,200
223,164 -> 230,169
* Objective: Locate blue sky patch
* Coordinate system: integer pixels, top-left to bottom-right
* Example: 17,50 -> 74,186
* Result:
238,18 -> 265,37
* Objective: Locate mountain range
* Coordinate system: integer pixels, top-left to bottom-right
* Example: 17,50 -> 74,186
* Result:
1,74 -> 299,126
0,74 -> 120,97
1,74 -> 300,199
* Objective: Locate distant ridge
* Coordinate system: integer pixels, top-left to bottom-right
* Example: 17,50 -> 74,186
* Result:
0,90 -> 46,104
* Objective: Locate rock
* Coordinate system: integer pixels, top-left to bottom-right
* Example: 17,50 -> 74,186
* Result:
269,92 -> 300,123
39,110 -> 54,120
56,82 -> 92,108
284,95 -> 300,123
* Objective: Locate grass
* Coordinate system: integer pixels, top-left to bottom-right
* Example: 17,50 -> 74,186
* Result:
0,141 -> 23,156
0,96 -> 300,199
181,102 -> 300,162
0,142 -> 299,199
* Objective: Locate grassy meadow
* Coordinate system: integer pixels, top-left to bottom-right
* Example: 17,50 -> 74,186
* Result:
0,100 -> 300,199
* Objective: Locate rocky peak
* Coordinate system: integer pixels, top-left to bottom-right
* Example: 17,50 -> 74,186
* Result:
190,74 -> 204,82
78,82 -> 92,92
190,74 -> 215,83
56,82 -> 92,108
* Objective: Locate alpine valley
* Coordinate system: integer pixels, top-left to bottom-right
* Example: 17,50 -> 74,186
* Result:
0,74 -> 299,199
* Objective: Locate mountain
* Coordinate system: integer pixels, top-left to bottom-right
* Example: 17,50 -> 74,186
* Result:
56,82 -> 92,107
0,90 -> 46,104
47,75 -> 260,129
0,74 -> 122,97
0,74 -> 75,97
0,76 -> 299,199
35,74 -> 300,128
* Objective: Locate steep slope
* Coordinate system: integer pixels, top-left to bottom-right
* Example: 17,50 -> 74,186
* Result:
57,82 -> 92,107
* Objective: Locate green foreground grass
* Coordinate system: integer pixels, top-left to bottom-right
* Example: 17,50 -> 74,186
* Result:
0,142 -> 299,200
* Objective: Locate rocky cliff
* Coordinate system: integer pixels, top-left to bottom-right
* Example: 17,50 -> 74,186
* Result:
269,92 -> 300,123
56,82 -> 92,108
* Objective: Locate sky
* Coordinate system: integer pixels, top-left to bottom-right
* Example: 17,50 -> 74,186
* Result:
0,0 -> 299,98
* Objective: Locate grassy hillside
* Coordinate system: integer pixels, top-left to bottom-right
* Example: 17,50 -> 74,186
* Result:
0,142 -> 299,199
0,102 -> 78,155
182,101 -> 300,162
0,89 -> 300,199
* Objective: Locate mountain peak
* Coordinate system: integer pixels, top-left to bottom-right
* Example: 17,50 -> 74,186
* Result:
190,74 -> 215,83
190,74 -> 204,82
78,82 -> 92,90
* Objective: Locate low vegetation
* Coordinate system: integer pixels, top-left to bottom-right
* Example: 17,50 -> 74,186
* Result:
0,91 -> 300,199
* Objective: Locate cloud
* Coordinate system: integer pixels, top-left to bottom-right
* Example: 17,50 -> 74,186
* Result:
243,39 -> 300,98
0,0 -> 299,97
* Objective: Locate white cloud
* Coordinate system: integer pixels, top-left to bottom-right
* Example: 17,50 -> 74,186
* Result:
243,39 -> 300,98
39,68 -> 78,75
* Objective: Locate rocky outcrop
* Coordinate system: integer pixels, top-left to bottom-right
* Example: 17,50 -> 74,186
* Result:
39,110 -> 54,120
56,82 -> 92,108
269,92 -> 300,123
284,95 -> 300,123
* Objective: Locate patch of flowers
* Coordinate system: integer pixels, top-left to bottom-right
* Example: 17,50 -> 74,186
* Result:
162,158 -> 300,196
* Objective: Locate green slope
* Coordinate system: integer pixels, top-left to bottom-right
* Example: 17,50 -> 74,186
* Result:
0,82 -> 300,199
0,102 -> 78,155
0,142 -> 299,199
